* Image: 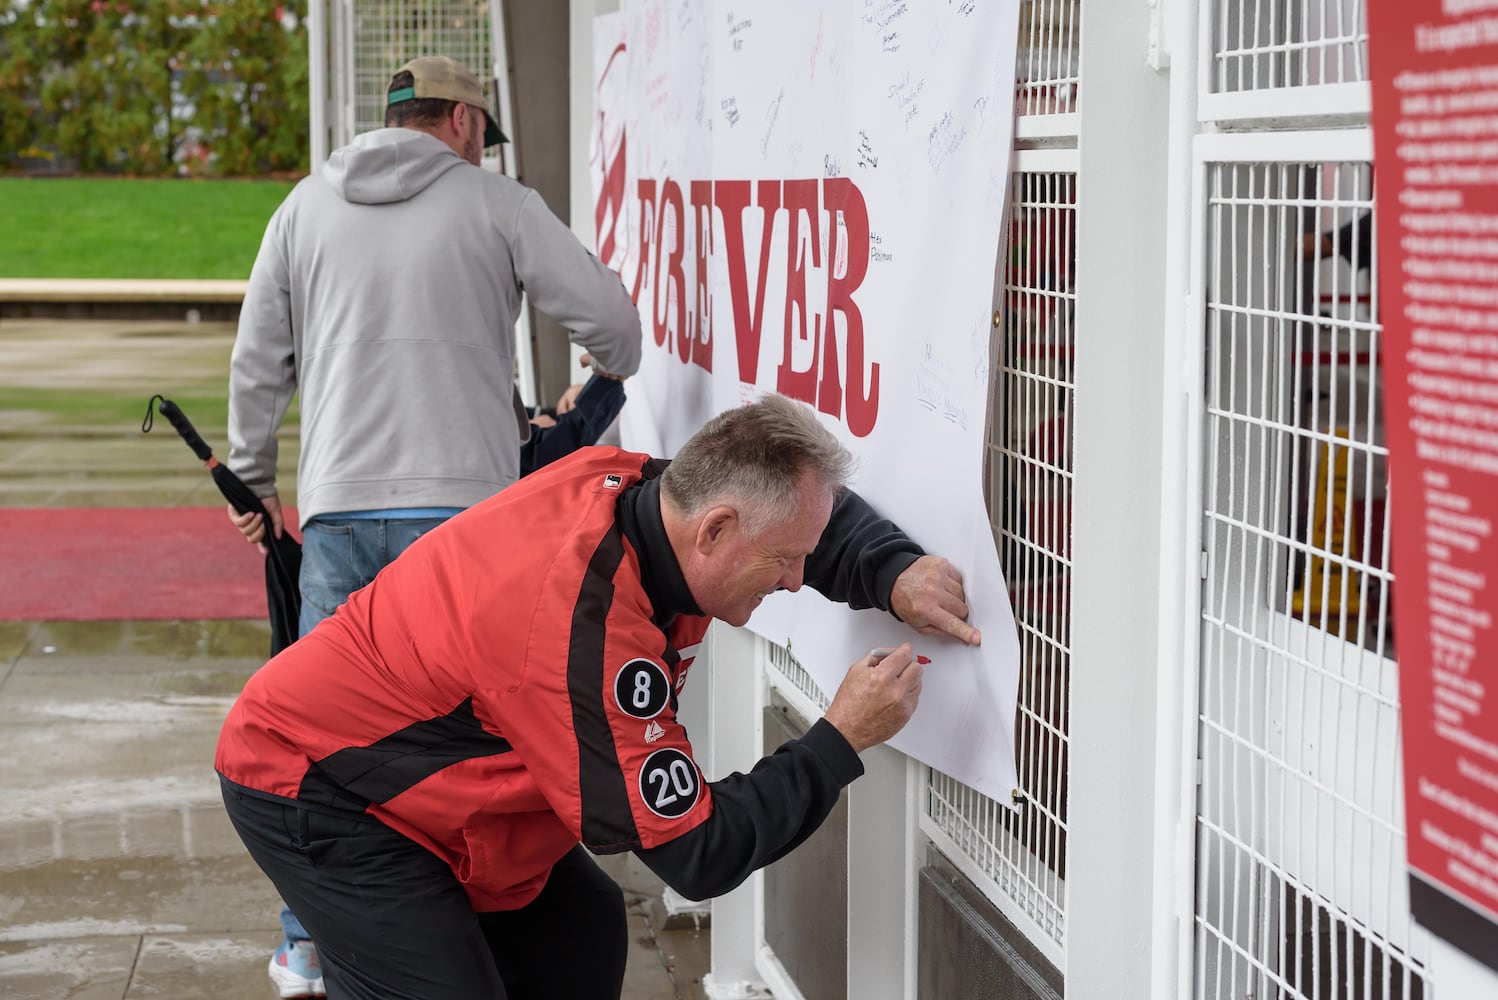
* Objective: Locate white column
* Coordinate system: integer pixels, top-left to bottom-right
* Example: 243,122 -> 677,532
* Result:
307,0 -> 329,168
1066,0 -> 1173,995
702,623 -> 771,998
845,744 -> 916,1000
1151,0 -> 1205,996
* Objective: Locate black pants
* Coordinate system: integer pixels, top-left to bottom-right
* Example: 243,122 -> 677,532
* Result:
221,779 -> 628,999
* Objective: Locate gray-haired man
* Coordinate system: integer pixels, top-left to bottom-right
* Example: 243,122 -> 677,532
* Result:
219,394 -> 980,999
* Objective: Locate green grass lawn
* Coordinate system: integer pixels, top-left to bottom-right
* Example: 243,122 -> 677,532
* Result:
0,383 -> 291,431
0,176 -> 298,279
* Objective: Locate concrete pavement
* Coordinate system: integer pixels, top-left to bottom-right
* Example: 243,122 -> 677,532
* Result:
0,316 -> 709,999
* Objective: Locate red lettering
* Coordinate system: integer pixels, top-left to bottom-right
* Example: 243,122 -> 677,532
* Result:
631,178 -> 657,306
594,126 -> 627,267
824,178 -> 877,436
777,179 -> 821,405
715,180 -> 783,384
655,180 -> 686,354
593,43 -> 629,269
632,174 -> 875,434
689,180 -> 714,372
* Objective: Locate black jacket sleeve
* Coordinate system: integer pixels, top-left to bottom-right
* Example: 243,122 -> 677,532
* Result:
633,719 -> 863,900
803,487 -> 925,612
520,376 -> 626,476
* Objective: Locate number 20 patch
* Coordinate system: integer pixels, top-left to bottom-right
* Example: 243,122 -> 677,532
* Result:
613,658 -> 671,719
639,747 -> 700,818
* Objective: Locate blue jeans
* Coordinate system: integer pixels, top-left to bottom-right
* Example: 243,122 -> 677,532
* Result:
282,514 -> 453,945
296,515 -> 452,636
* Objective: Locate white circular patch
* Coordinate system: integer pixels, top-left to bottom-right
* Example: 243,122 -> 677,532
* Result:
638,747 -> 700,819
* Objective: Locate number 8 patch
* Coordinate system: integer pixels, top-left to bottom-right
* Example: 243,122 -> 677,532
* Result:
639,747 -> 700,818
613,658 -> 670,719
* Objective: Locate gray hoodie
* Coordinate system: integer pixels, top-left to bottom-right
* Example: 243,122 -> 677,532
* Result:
227,128 -> 642,526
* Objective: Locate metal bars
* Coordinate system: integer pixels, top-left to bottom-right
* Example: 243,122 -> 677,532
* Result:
918,0 -> 1081,961
1015,0 -> 1079,118
926,168 -> 1077,955
1194,156 -> 1429,999
764,641 -> 831,716
1209,0 -> 1369,95
346,0 -> 493,140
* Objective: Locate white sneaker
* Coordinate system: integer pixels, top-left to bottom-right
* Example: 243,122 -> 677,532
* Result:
268,939 -> 326,998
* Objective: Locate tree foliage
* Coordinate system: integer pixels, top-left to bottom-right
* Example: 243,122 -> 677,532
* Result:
0,0 -> 308,176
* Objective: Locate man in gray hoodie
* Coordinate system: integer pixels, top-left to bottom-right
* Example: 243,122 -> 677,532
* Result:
225,55 -> 642,998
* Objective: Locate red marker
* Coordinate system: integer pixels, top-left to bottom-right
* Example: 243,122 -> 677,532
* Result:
869,647 -> 931,665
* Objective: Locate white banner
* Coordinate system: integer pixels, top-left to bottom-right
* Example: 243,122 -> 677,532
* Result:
591,0 -> 1022,800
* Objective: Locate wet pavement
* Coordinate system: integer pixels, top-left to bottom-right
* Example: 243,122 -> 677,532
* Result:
0,317 -> 709,999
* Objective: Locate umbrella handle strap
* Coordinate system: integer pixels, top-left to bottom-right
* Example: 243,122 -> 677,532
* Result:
153,397 -> 215,463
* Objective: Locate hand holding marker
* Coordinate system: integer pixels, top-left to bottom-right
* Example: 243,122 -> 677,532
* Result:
870,647 -> 931,666
825,643 -> 929,753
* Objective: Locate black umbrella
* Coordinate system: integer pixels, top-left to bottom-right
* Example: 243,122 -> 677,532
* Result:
142,395 -> 301,656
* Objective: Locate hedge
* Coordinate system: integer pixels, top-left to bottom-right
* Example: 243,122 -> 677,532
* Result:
0,0 -> 308,176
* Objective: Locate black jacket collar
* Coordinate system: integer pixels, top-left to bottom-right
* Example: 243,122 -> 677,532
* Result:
619,473 -> 703,628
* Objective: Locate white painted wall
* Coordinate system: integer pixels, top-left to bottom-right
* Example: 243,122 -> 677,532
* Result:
1431,937 -> 1498,998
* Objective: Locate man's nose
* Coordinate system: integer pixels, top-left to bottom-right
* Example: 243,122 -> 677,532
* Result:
779,560 -> 805,593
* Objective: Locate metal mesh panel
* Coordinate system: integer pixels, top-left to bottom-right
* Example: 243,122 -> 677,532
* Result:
765,641 -> 831,713
1209,0 -> 1369,94
349,0 -> 492,139
926,170 -> 1076,953
1015,0 -> 1079,118
1195,158 -> 1429,999
917,862 -> 1065,1000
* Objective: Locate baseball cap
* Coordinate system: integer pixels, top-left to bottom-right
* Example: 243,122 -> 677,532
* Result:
388,55 -> 508,147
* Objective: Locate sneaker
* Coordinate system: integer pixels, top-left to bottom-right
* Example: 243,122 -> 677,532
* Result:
268,939 -> 326,998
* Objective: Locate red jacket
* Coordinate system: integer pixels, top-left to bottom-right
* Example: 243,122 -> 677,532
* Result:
217,447 -> 921,909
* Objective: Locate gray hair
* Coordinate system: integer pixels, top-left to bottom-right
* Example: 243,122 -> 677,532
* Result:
662,394 -> 854,535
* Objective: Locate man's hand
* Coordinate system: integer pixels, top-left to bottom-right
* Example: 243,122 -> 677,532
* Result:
578,352 -> 626,381
1300,231 -> 1333,260
822,644 -> 925,754
890,555 -> 981,646
553,383 -> 585,415
227,492 -> 284,556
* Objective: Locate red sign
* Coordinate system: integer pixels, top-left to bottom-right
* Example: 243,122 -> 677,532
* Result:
1369,0 -> 1498,971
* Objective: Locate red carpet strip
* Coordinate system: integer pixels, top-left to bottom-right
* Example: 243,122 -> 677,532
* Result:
0,507 -> 297,622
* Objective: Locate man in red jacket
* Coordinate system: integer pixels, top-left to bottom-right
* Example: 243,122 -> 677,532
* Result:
218,393 -> 980,999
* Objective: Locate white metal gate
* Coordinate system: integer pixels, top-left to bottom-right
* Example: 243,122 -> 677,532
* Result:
922,0 -> 1079,973
319,0 -> 495,151
1188,1 -> 1431,996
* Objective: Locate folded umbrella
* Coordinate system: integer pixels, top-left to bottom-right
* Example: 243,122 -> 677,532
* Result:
142,395 -> 302,656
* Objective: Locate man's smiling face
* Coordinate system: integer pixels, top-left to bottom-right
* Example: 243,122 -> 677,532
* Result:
693,470 -> 834,627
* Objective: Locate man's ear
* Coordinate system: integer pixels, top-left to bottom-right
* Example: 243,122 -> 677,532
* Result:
449,101 -> 469,136
694,505 -> 738,556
